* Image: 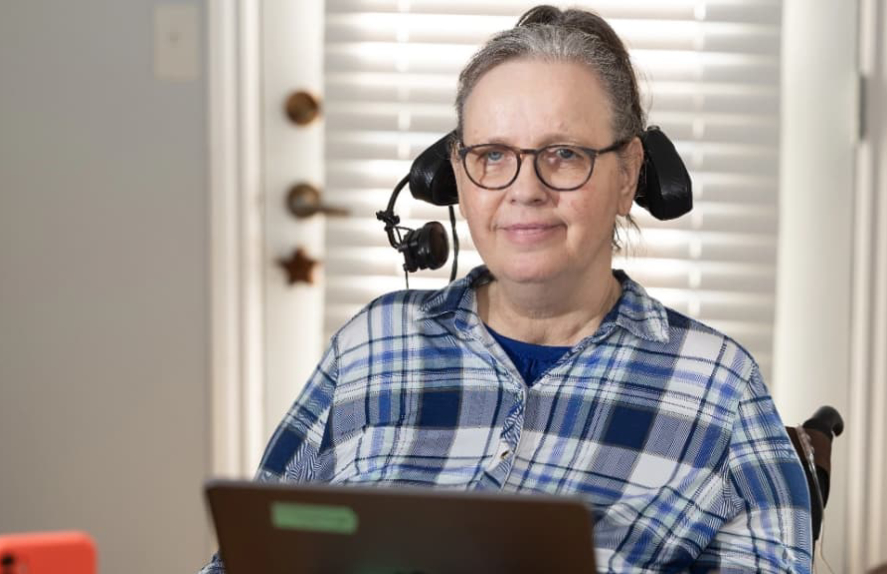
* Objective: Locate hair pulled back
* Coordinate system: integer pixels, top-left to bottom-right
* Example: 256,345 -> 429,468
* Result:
455,5 -> 645,147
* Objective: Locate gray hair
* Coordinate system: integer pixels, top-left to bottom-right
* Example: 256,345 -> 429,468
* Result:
455,5 -> 645,147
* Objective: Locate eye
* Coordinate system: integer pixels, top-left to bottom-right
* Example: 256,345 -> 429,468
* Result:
483,149 -> 504,162
553,147 -> 578,160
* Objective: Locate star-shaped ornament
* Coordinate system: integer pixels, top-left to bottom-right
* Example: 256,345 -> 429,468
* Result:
277,247 -> 319,285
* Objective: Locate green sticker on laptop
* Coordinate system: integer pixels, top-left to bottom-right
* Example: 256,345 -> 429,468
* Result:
270,501 -> 359,535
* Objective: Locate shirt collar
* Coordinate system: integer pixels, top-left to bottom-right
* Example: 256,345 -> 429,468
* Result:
419,265 -> 670,344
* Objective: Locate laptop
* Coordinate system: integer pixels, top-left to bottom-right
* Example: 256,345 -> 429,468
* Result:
205,480 -> 597,574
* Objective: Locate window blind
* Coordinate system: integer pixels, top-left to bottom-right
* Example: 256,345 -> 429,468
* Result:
322,0 -> 782,381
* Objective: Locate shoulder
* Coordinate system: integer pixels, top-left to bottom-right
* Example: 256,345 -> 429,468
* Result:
331,266 -> 487,353
615,270 -> 763,396
332,288 -> 438,351
664,306 -> 759,380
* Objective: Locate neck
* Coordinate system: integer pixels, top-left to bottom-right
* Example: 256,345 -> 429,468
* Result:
477,266 -> 621,347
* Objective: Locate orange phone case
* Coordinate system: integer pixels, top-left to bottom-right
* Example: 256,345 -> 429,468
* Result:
0,531 -> 96,574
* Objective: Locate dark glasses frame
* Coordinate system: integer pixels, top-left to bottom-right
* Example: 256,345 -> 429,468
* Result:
457,139 -> 630,191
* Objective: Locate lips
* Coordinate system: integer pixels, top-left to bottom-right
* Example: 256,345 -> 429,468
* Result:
499,222 -> 564,244
502,223 -> 559,231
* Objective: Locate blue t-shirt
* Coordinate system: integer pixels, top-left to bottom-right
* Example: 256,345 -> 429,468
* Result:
485,324 -> 571,386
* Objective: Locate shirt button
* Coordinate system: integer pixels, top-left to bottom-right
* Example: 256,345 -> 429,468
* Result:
500,449 -> 511,460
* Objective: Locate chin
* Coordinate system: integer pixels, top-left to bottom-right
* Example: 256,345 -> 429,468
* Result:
489,255 -> 567,285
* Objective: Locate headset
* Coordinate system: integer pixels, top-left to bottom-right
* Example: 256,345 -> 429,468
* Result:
376,126 -> 692,286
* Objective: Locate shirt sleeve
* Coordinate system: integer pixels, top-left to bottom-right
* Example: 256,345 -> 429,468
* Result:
254,340 -> 339,483
195,341 -> 340,574
692,365 -> 813,573
197,553 -> 225,574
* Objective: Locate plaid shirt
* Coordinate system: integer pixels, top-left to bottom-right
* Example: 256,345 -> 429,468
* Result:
200,266 -> 811,573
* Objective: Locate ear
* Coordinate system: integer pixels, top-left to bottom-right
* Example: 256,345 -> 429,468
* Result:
616,136 -> 644,216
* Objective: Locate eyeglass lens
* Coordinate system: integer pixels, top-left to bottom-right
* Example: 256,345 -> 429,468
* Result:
462,144 -> 595,190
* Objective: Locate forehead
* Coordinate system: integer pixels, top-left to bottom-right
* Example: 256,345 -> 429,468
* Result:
462,58 -> 613,145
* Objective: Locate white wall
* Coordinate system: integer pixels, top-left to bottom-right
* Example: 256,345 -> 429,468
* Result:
0,1 -> 211,573
774,0 -> 858,571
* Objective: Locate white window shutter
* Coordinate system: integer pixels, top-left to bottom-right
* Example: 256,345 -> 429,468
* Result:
322,0 -> 782,381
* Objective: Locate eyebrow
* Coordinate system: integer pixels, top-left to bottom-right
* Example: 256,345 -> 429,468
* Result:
467,133 -> 597,147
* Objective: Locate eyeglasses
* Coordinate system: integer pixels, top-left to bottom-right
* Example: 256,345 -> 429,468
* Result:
457,139 -> 628,191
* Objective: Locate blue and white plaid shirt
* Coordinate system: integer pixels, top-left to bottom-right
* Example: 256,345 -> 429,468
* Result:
200,266 -> 811,573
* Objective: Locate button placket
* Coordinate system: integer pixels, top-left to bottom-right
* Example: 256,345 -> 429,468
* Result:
490,388 -> 524,478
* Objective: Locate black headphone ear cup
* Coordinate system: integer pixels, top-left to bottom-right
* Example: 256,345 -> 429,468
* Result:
398,221 -> 450,272
409,131 -> 459,206
636,126 -> 693,221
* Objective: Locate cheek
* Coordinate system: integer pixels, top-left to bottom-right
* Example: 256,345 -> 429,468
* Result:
454,164 -> 472,219
561,190 -> 599,220
455,183 -> 497,232
460,195 -> 489,235
560,187 -> 617,233
454,172 -> 469,218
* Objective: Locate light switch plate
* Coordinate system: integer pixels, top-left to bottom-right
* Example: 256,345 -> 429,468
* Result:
154,4 -> 199,81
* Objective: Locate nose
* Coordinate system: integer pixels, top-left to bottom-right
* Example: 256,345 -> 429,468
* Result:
506,154 -> 551,205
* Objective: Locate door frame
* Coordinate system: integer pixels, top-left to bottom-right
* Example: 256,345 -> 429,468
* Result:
207,0 -> 328,479
848,0 -> 887,569
207,0 -> 265,479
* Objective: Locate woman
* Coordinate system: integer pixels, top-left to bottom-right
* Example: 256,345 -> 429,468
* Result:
202,5 -> 810,573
